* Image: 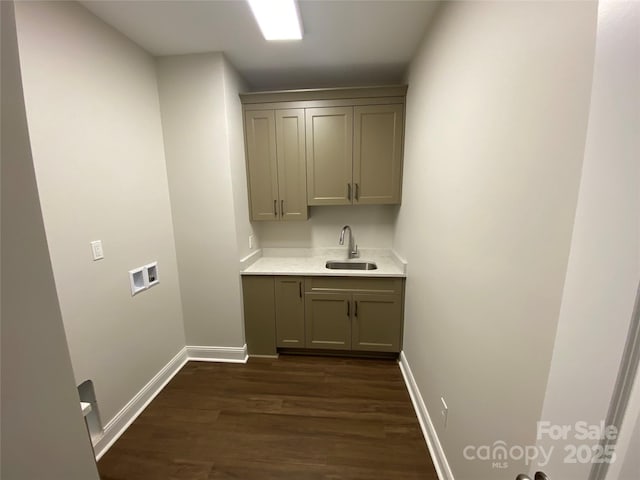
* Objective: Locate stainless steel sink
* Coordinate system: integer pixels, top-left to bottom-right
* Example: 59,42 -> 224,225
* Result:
325,261 -> 378,271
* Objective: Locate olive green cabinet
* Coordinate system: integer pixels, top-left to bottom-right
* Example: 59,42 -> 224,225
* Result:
241,86 -> 407,213
304,293 -> 352,349
274,277 -> 305,347
353,104 -> 404,205
304,292 -> 402,352
306,104 -> 404,206
351,293 -> 402,352
242,275 -> 404,356
242,276 -> 277,356
304,278 -> 403,353
244,109 -> 307,221
305,107 -> 354,205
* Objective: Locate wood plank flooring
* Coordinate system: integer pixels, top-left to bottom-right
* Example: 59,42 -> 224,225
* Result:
98,355 -> 438,480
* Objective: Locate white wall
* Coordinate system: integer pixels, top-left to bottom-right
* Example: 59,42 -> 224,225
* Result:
617,414 -> 640,480
1,2 -> 100,477
13,1 -> 186,426
156,53 -> 248,347
394,2 -> 598,479
537,1 -> 640,478
220,55 -> 255,341
222,55 -> 255,260
256,205 -> 398,249
607,364 -> 640,480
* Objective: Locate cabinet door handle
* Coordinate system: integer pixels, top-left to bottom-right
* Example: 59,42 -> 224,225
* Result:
354,301 -> 358,317
274,199 -> 277,217
347,183 -> 352,201
347,301 -> 350,317
299,281 -> 302,298
281,199 -> 285,216
355,183 -> 359,201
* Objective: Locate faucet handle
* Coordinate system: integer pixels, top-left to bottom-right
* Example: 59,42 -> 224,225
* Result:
353,244 -> 360,258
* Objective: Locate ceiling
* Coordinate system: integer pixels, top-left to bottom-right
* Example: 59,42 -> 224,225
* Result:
80,0 -> 440,90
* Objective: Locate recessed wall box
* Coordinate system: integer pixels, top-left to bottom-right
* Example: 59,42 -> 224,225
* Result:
145,262 -> 159,288
129,267 -> 146,296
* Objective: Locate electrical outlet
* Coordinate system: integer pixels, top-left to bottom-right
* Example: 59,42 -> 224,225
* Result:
440,396 -> 448,429
249,235 -> 255,249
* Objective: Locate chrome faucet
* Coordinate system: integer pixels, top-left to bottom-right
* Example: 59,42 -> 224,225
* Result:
339,225 -> 359,259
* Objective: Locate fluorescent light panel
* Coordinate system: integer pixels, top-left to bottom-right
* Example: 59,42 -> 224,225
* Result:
248,0 -> 302,41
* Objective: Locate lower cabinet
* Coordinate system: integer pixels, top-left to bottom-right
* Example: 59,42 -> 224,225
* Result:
304,293 -> 352,349
305,291 -> 402,352
241,276 -> 277,356
242,275 -> 404,356
351,294 -> 402,352
274,277 -> 305,347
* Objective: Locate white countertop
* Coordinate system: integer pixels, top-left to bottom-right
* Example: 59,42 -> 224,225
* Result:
240,248 -> 407,277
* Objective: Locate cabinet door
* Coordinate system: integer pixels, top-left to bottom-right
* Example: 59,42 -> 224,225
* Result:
242,276 -> 277,356
353,104 -> 404,204
351,294 -> 402,352
275,109 -> 307,221
304,293 -> 351,350
305,107 -> 353,205
245,110 -> 279,220
275,277 -> 305,347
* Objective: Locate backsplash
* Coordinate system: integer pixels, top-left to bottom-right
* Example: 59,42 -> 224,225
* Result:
253,205 -> 399,249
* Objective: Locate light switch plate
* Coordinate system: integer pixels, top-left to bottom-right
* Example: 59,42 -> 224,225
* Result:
90,240 -> 104,260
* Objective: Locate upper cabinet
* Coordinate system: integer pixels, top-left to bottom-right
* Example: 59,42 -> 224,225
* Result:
241,86 -> 406,220
306,104 -> 404,206
305,107 -> 353,205
275,110 -> 308,220
244,108 -> 307,221
244,110 -> 278,221
353,104 -> 404,205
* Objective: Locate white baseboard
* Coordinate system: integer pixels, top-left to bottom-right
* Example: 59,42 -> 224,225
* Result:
398,351 -> 455,480
186,344 -> 248,363
93,346 -> 188,460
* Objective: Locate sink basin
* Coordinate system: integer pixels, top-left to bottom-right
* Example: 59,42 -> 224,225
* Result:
325,261 -> 378,271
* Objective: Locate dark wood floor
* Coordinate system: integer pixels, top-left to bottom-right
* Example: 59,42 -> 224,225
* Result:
98,355 -> 438,480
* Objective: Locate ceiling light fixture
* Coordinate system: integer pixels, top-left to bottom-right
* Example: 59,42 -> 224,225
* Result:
247,0 -> 303,41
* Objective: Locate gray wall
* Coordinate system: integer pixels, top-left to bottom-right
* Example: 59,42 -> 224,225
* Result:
13,0 -> 186,425
1,2 -> 100,478
607,361 -> 640,480
221,55 -> 255,261
616,407 -> 640,480
537,1 -> 640,478
156,53 -> 249,347
394,1 -> 598,479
